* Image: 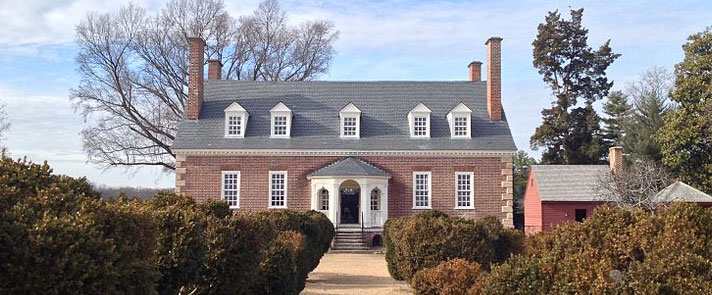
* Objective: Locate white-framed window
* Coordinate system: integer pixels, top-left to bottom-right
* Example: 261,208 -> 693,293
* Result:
224,102 -> 248,138
319,188 -> 329,211
342,117 -> 358,137
408,103 -> 431,138
269,171 -> 287,208
453,117 -> 468,137
340,103 -> 361,138
227,115 -> 242,136
413,116 -> 428,136
270,102 -> 292,138
272,116 -> 288,136
455,172 -> 474,209
413,172 -> 432,209
447,103 -> 472,138
221,171 -> 240,209
370,188 -> 381,211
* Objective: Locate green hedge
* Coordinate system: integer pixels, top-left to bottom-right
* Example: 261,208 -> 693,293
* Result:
0,154 -> 333,295
410,205 -> 712,295
383,210 -> 524,281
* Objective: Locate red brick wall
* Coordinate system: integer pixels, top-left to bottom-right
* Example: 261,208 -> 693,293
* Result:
486,37 -> 502,121
187,37 -> 204,120
179,155 -> 507,221
523,170 -> 542,234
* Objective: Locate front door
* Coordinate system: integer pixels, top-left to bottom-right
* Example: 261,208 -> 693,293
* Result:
340,188 -> 360,224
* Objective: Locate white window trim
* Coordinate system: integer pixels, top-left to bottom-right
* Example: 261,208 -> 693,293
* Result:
270,102 -> 292,138
268,171 -> 288,208
454,172 -> 475,209
270,115 -> 291,138
412,171 -> 432,209
447,103 -> 472,139
340,115 -> 360,138
221,171 -> 241,209
408,103 -> 432,138
319,187 -> 329,211
450,115 -> 471,138
224,113 -> 247,138
370,187 -> 381,211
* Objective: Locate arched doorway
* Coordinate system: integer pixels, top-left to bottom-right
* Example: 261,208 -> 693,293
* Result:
339,180 -> 360,224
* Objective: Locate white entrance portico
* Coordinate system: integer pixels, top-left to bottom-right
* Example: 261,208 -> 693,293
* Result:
307,157 -> 390,228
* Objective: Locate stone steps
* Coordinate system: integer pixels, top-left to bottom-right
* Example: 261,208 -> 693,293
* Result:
331,226 -> 369,251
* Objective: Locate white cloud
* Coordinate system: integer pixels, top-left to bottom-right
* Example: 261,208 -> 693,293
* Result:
0,83 -> 173,188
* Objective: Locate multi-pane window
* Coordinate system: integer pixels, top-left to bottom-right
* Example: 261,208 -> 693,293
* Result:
343,117 -> 357,136
269,172 -> 287,208
413,116 -> 428,136
227,116 -> 242,136
272,116 -> 288,136
370,188 -> 381,210
456,172 -> 473,208
319,188 -> 329,210
222,171 -> 240,208
413,172 -> 431,208
454,117 -> 468,137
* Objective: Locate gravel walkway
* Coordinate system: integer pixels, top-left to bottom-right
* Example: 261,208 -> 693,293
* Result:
301,253 -> 413,295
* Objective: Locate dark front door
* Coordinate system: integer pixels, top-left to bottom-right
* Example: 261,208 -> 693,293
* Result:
340,189 -> 360,224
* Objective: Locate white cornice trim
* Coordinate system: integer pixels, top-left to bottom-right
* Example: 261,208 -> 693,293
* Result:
173,148 -> 516,157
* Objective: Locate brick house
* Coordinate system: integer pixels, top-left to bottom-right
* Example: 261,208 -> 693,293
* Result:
172,36 -> 517,248
524,147 -> 712,234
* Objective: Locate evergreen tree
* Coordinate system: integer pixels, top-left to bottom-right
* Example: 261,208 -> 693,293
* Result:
623,67 -> 673,163
601,90 -> 631,147
657,28 -> 712,193
530,9 -> 620,164
512,150 -> 536,230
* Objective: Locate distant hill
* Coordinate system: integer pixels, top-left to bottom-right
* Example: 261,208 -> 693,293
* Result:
93,184 -> 173,200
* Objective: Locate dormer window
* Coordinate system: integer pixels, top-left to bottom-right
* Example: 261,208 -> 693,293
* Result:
408,103 -> 431,138
447,103 -> 472,138
224,102 -> 248,138
339,103 -> 361,138
270,102 -> 292,138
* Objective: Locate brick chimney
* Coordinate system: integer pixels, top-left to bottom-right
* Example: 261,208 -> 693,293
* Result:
208,59 -> 222,80
468,61 -> 482,82
609,146 -> 624,175
187,37 -> 205,120
485,37 -> 503,121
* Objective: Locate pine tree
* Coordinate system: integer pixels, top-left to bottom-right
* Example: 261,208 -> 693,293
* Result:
623,67 -> 673,163
601,91 -> 631,147
657,28 -> 712,193
530,9 -> 621,164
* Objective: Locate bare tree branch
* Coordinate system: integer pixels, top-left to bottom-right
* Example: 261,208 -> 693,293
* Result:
597,160 -> 676,212
71,0 -> 338,171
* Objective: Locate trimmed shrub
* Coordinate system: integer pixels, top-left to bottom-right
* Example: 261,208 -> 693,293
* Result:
250,231 -> 306,295
195,214 -> 271,295
0,155 -> 158,295
254,209 -> 335,292
198,199 -> 232,219
384,210 -> 524,281
147,193 -> 206,295
411,258 -> 484,295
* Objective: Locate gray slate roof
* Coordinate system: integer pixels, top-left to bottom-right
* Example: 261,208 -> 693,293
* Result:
172,81 -> 517,151
531,165 -> 609,202
309,157 -> 390,177
652,181 -> 712,203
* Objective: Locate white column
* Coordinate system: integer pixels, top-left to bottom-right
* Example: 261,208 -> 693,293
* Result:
361,182 -> 372,228
381,181 -> 389,227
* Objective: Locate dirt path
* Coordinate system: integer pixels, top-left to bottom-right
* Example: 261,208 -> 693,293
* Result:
301,253 -> 413,295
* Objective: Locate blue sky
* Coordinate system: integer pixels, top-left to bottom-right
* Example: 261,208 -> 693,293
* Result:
0,0 -> 710,188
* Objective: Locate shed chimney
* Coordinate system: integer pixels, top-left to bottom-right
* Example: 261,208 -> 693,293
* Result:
208,59 -> 222,80
468,61 -> 482,82
187,37 -> 205,120
609,146 -> 624,175
485,37 -> 502,121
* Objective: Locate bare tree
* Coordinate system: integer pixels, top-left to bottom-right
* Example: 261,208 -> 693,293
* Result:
597,160 -> 675,211
71,0 -> 338,170
0,101 -> 10,142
